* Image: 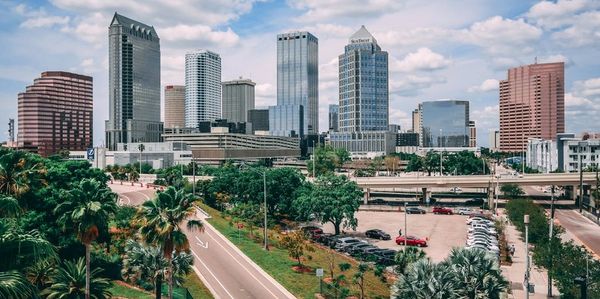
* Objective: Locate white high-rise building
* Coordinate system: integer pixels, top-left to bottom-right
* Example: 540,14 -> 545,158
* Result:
185,50 -> 222,128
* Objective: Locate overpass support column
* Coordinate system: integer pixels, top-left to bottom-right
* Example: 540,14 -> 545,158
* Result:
421,187 -> 428,203
572,185 -> 578,201
364,188 -> 370,204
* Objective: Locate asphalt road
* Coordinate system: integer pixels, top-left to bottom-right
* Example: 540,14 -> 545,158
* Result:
109,183 -> 294,299
555,209 -> 600,258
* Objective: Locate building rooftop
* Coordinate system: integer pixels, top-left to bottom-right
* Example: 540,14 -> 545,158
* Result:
110,12 -> 159,39
349,25 -> 377,44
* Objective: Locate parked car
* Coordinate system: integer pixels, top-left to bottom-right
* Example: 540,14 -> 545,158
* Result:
344,242 -> 370,254
405,207 -> 426,214
374,249 -> 397,266
324,235 -> 345,248
432,207 -> 453,215
370,198 -> 387,205
465,198 -> 485,206
457,207 -> 474,215
349,244 -> 376,256
314,233 -> 333,244
334,237 -> 361,250
395,235 -> 428,247
468,227 -> 497,236
365,229 -> 391,240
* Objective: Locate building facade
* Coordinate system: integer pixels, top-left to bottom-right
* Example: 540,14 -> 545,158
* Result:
248,109 -> 269,133
420,100 -> 470,148
164,85 -> 185,129
489,130 -> 500,151
18,71 -> 93,156
397,133 -> 419,146
270,31 -> 318,137
527,133 -> 600,173
328,104 -> 339,132
185,50 -> 222,128
105,13 -> 162,150
222,78 -> 255,123
338,26 -> 389,132
469,121 -> 477,147
499,62 -> 565,152
328,131 -> 396,156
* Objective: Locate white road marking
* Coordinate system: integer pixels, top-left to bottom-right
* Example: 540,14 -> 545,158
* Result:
203,226 -> 280,298
119,194 -> 132,205
189,248 -> 235,299
195,236 -> 209,249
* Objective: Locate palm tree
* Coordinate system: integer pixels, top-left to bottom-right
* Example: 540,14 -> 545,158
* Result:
54,179 -> 117,299
122,240 -> 194,299
0,150 -> 45,198
136,187 -> 203,299
0,195 -> 21,217
0,271 -> 39,299
26,259 -> 55,290
393,259 -> 457,299
394,246 -> 427,275
42,258 -> 111,299
444,247 -> 508,299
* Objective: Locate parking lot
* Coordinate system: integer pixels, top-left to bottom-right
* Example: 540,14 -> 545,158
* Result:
320,209 -> 469,262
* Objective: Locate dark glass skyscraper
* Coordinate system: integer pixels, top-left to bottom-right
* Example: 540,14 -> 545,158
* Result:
270,31 -> 318,137
338,26 -> 388,132
328,104 -> 339,132
420,100 -> 470,147
105,13 -> 162,150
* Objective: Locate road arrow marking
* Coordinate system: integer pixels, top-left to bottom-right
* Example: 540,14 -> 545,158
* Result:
195,235 -> 209,249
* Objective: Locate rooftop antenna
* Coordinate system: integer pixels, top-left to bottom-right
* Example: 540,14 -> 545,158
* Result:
534,56 -> 538,64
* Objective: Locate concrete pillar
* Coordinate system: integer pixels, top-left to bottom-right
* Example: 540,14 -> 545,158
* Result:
364,188 -> 370,204
421,187 -> 428,203
573,185 -> 578,201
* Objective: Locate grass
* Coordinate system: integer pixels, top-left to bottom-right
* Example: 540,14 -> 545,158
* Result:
108,281 -> 153,299
199,203 -> 391,299
182,272 -> 214,298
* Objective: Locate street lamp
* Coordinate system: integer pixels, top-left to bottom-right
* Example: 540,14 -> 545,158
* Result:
579,141 -> 588,213
404,202 -> 408,246
548,185 -> 556,297
494,174 -> 500,215
524,214 -> 530,299
263,169 -> 268,251
440,129 -> 443,176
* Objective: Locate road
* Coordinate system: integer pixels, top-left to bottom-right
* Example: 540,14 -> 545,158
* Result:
555,209 -> 600,258
109,183 -> 295,299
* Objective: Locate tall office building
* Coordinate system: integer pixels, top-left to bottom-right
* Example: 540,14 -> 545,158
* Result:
469,121 -> 477,147
222,78 -> 255,123
105,13 -> 162,150
248,109 -> 269,133
499,62 -> 565,152
164,85 -> 185,129
338,25 -> 389,132
270,31 -> 318,137
18,71 -> 93,156
420,100 -> 470,148
328,104 -> 339,132
185,50 -> 222,128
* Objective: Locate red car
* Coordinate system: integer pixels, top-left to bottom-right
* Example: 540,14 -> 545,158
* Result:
395,235 -> 428,247
433,207 -> 453,215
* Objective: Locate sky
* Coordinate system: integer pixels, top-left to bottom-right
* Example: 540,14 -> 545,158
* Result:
1,0 -> 599,147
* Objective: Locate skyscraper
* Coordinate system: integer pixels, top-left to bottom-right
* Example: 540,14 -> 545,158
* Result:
420,100 -> 470,148
222,78 -> 255,123
338,25 -> 388,132
270,31 -> 318,137
18,71 -> 93,156
185,50 -> 222,128
164,85 -> 185,129
105,13 -> 162,150
328,104 -> 339,132
499,62 -> 565,152
469,120 -> 477,147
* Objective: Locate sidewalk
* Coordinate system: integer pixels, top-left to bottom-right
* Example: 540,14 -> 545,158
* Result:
497,209 -> 559,299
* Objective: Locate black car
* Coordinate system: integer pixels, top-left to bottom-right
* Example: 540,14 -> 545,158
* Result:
325,235 -> 345,248
370,198 -> 387,205
300,226 -> 323,235
406,207 -> 426,214
365,229 -> 391,240
314,233 -> 333,244
346,242 -> 372,254
374,249 -> 397,266
465,198 -> 485,206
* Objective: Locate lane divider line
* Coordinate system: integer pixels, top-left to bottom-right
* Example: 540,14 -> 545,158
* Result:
190,248 -> 234,299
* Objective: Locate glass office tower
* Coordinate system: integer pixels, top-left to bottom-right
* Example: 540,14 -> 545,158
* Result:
338,25 -> 389,132
185,50 -> 222,128
270,31 -> 318,137
105,13 -> 162,150
420,100 -> 470,147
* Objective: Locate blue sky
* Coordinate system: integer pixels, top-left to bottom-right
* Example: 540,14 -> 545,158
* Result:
1,0 -> 599,147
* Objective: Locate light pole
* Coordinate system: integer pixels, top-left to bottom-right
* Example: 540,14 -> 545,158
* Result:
522,133 -> 525,174
440,129 -> 443,176
263,169 -> 268,250
548,185 -> 555,297
579,142 -> 586,213
192,157 -> 196,197
494,174 -> 500,215
524,214 -> 530,299
404,202 -> 408,246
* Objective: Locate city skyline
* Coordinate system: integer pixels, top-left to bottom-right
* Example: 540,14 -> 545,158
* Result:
1,1 -> 599,147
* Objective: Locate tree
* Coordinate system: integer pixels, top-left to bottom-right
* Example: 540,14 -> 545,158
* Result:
393,259 -> 456,299
384,156 -> 400,175
295,175 -> 362,235
423,151 -> 441,176
54,179 -> 118,299
136,187 -> 203,299
500,183 -> 524,199
0,150 -> 45,198
0,195 -> 21,217
394,247 -> 427,275
229,202 -> 262,237
129,170 -> 140,182
444,248 -> 508,299
306,145 -> 348,177
279,230 -> 314,266
42,258 -> 111,299
352,263 -> 369,299
406,155 -> 424,173
26,259 -> 55,290
0,271 -> 39,299
122,240 -> 194,299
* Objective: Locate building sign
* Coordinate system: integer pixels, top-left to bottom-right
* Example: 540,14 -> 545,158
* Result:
86,148 -> 95,161
351,38 -> 371,44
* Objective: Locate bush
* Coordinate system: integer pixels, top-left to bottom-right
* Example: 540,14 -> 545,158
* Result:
92,252 -> 123,280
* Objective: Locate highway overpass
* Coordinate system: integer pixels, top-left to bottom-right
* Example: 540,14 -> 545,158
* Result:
351,173 -> 597,189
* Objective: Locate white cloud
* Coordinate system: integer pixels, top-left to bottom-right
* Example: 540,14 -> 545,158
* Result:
390,75 -> 446,96
471,105 -> 499,130
573,77 -> 600,97
255,83 -> 276,107
526,0 -> 599,29
552,11 -> 600,47
60,12 -> 107,44
460,16 -> 542,55
377,27 -> 452,48
20,16 -> 70,28
290,0 -> 405,21
565,93 -> 594,107
392,48 -> 451,73
468,79 -> 499,93
297,23 -> 355,38
160,25 -> 239,47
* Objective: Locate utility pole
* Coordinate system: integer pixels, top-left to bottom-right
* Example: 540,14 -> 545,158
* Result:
495,175 -> 499,215
525,214 -> 530,299
192,158 -> 196,196
579,147 -> 584,213
404,202 -> 408,246
440,129 -> 443,176
263,170 -> 268,250
548,185 -> 555,297
522,133 -> 525,174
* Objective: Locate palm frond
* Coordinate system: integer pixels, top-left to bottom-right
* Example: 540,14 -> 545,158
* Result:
0,271 -> 39,299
